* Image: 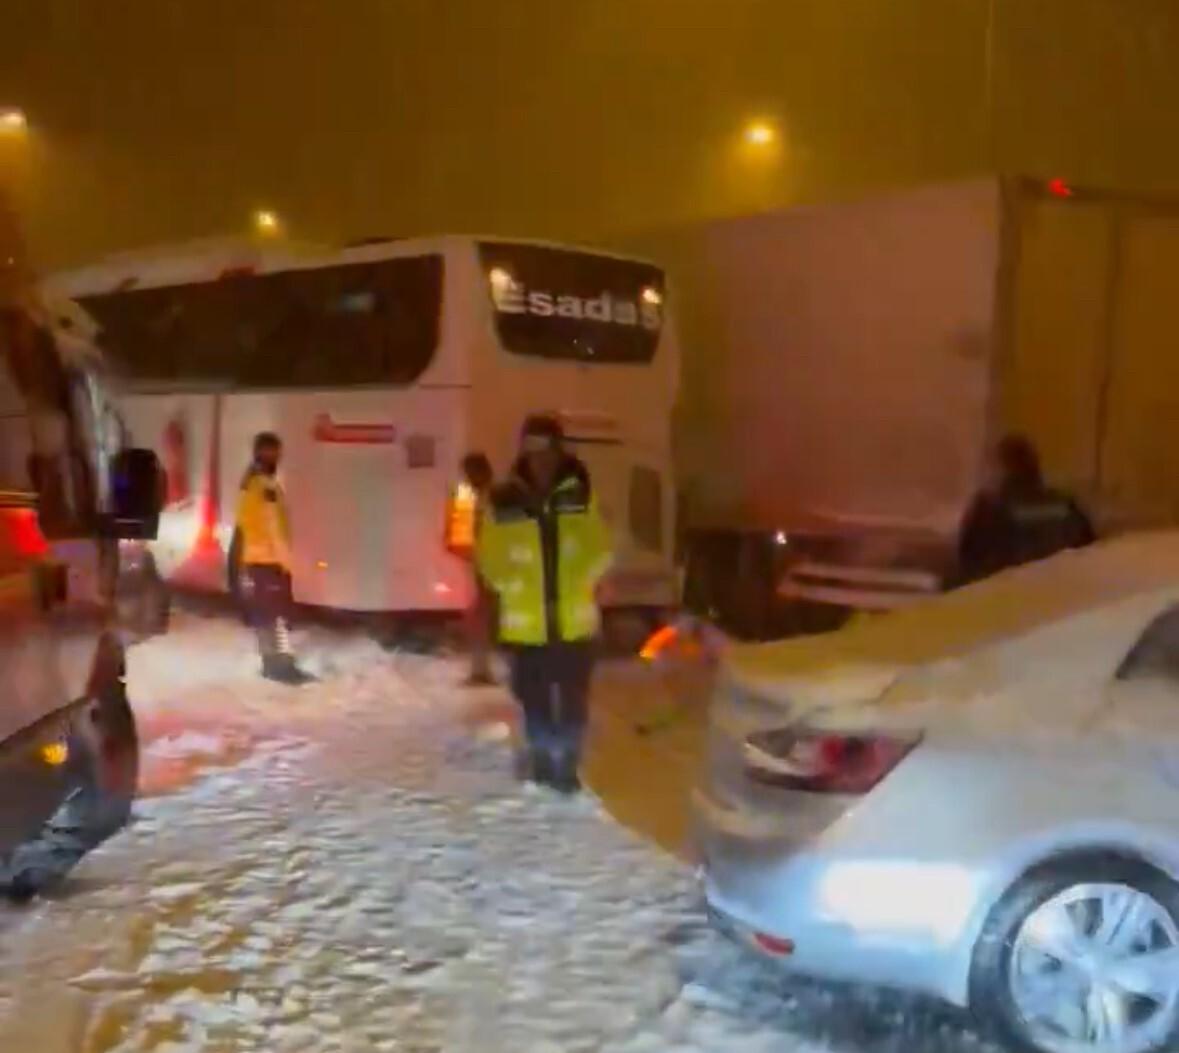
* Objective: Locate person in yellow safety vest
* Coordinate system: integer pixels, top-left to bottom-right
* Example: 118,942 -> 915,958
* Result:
477,415 -> 611,793
234,431 -> 313,685
459,451 -> 496,687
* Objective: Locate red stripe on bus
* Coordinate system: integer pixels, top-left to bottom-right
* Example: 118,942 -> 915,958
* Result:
312,414 -> 398,445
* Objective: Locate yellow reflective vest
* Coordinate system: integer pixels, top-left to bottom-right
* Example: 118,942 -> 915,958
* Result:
235,468 -> 292,570
477,460 -> 611,645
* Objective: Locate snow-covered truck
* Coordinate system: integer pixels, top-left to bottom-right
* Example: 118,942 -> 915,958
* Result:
634,177 -> 1179,635
0,191 -> 162,897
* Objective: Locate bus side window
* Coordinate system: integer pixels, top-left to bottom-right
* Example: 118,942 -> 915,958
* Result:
250,259 -> 443,388
81,256 -> 444,391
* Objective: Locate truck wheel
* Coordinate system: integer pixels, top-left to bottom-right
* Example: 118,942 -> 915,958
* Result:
970,856 -> 1179,1053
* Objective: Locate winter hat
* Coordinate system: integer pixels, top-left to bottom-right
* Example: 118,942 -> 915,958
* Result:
520,414 -> 564,453
253,431 -> 282,456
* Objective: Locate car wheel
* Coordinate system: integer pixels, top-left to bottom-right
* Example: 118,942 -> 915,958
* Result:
971,856 -> 1179,1053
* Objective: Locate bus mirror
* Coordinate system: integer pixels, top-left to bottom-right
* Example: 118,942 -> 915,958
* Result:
107,448 -> 163,540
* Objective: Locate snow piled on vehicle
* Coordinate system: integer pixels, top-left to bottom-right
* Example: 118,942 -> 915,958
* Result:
728,532 -> 1179,739
0,612 -> 992,1053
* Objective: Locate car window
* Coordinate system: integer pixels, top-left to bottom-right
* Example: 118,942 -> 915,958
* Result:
1116,604 -> 1179,681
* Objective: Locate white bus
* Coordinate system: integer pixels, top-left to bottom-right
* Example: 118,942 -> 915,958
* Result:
48,236 -> 679,623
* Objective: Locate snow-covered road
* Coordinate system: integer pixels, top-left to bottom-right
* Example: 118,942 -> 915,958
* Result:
0,611 -> 989,1053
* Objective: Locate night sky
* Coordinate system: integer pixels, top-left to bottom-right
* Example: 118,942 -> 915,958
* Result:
3,0 -> 1178,268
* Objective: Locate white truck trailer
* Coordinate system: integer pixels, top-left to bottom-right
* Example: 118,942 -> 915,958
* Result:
636,178 -> 1179,635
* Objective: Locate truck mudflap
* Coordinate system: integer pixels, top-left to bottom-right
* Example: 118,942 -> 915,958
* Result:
0,679 -> 138,901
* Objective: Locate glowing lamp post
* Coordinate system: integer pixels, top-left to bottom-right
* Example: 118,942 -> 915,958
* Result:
744,120 -> 777,147
253,209 -> 281,236
0,109 -> 28,136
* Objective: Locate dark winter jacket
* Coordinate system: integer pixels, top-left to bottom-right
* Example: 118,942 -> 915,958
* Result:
956,486 -> 1095,586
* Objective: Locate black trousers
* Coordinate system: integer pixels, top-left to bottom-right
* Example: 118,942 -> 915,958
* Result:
243,564 -> 295,660
509,642 -> 595,760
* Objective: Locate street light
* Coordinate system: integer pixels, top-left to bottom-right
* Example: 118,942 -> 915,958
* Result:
744,120 -> 777,147
0,108 -> 28,136
253,209 -> 281,236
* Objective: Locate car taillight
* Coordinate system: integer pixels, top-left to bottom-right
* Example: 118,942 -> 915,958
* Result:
743,726 -> 920,794
3,507 -> 49,558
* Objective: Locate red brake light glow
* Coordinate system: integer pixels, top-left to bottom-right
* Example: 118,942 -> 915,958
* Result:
1047,178 -> 1074,199
743,726 -> 920,794
194,494 -> 221,554
640,623 -> 679,661
3,508 -> 49,558
753,932 -> 795,956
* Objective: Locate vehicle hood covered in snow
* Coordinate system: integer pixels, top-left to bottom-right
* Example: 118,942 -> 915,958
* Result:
727,532 -> 1179,720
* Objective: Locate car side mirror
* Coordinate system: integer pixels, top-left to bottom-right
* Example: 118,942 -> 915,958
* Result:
27,450 -> 98,540
107,448 -> 163,540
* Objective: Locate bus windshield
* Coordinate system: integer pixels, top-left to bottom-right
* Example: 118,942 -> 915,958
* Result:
82,255 -> 444,388
478,242 -> 664,365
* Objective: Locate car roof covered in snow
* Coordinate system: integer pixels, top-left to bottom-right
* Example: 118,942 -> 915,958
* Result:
729,531 -> 1179,701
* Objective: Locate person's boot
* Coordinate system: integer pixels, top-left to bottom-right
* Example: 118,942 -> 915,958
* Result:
550,750 -> 582,796
528,746 -> 555,788
512,748 -> 532,782
262,654 -> 316,686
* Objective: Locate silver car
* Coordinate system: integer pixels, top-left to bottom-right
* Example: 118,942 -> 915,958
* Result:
697,533 -> 1179,1053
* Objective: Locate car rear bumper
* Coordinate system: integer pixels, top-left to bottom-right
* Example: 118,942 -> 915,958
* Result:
694,784 -> 976,1006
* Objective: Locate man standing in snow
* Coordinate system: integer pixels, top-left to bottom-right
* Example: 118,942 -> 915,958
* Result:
957,433 -> 1095,585
477,416 -> 611,793
235,431 -> 313,685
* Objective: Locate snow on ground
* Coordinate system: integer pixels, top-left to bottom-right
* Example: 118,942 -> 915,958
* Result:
0,609 -> 992,1053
